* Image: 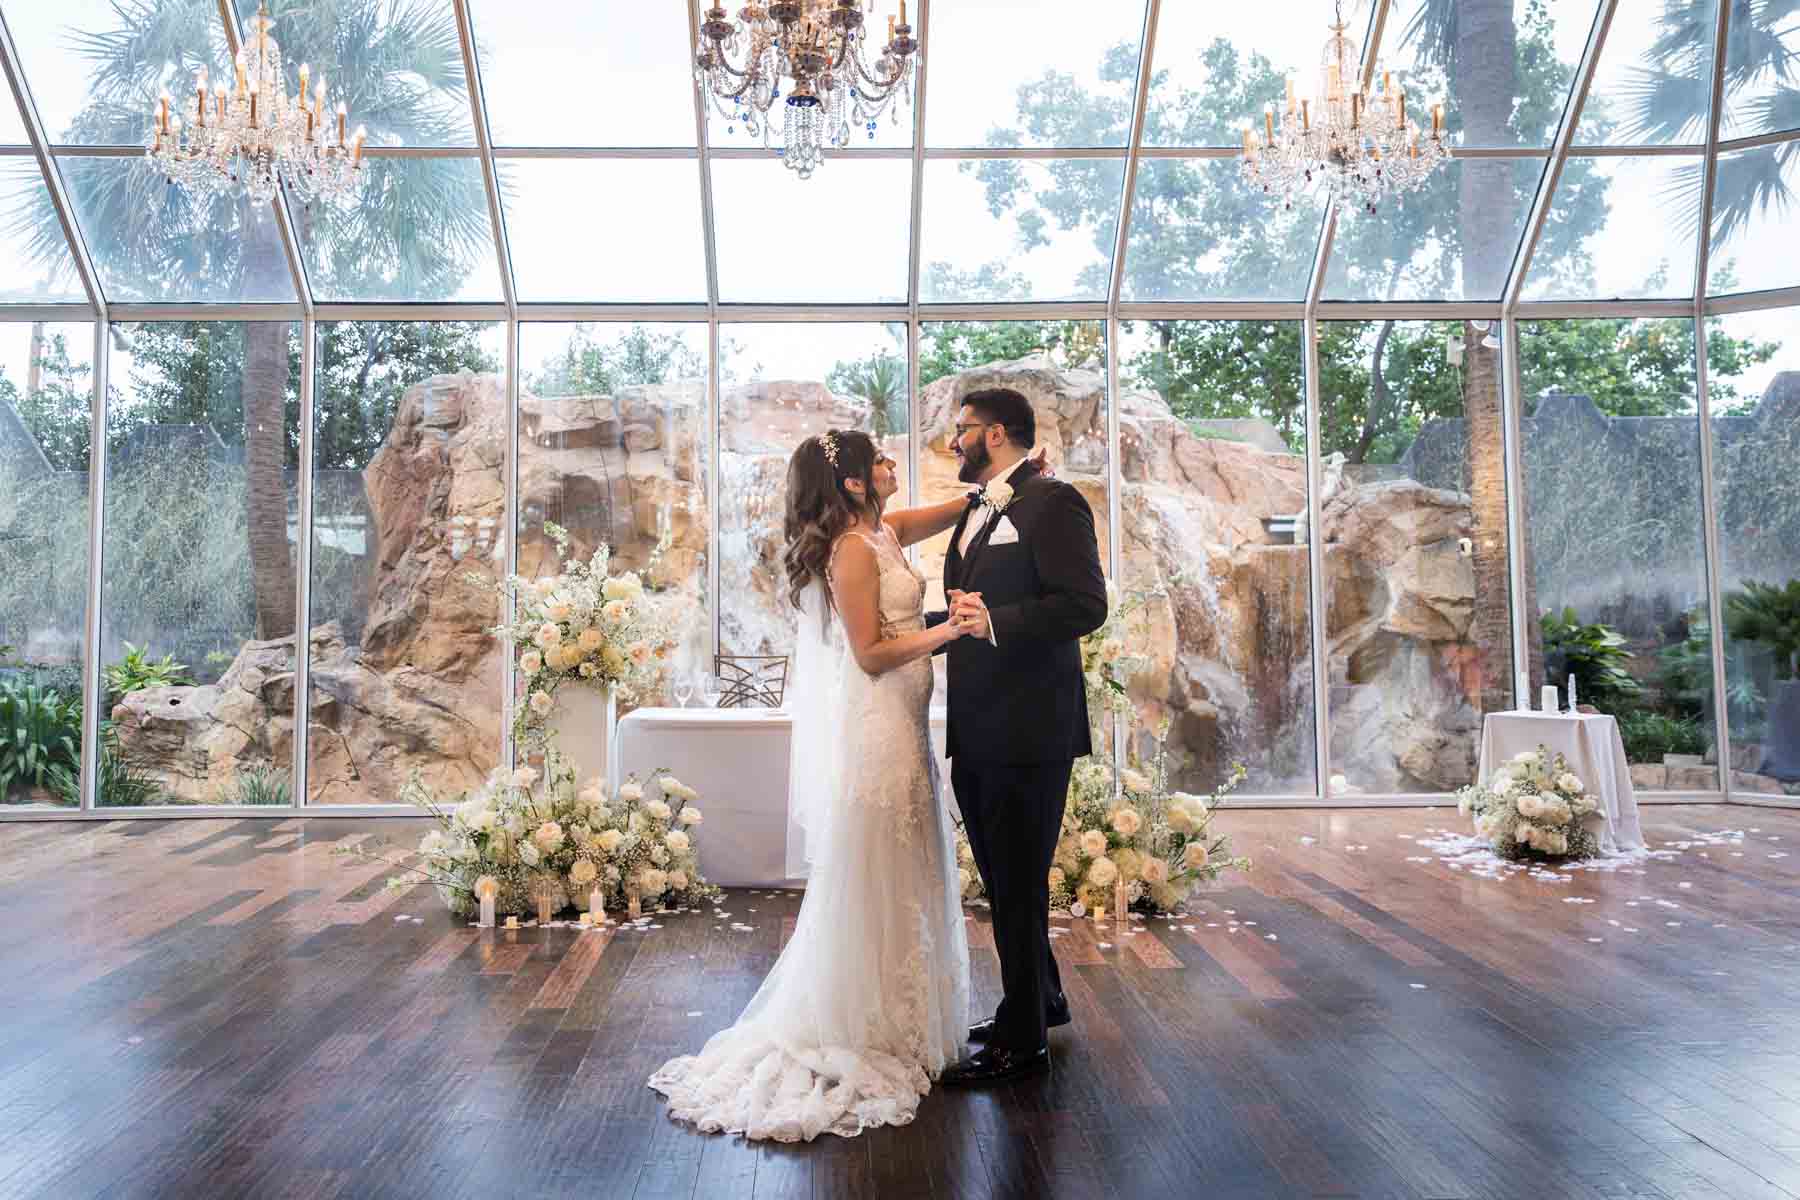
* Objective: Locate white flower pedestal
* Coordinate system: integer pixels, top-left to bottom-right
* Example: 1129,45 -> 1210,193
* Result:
545,685 -> 618,791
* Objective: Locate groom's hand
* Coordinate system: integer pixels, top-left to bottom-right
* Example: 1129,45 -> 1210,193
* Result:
952,591 -> 991,640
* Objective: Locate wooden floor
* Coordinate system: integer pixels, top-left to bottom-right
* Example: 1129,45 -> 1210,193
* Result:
0,807 -> 1797,1200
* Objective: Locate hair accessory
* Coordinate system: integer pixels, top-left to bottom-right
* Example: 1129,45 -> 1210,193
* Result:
820,430 -> 840,467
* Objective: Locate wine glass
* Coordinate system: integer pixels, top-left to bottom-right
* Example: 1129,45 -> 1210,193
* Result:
697,671 -> 720,708
672,671 -> 694,708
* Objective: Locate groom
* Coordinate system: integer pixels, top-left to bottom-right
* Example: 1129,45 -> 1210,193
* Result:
929,387 -> 1107,1086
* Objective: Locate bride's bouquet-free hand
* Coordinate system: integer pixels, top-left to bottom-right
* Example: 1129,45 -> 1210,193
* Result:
479,521 -> 677,747
336,747 -> 717,918
1456,744 -> 1602,861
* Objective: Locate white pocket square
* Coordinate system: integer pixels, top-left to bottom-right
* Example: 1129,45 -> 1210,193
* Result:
987,516 -> 1020,545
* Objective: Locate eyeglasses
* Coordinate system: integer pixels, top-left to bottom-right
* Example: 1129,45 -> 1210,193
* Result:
952,421 -> 998,438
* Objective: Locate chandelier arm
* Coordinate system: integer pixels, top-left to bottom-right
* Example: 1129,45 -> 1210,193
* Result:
851,54 -> 904,92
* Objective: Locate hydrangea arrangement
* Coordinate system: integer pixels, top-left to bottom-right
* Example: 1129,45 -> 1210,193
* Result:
1455,744 -> 1602,861
340,747 -> 716,918
1080,579 -> 1158,737
956,735 -> 1250,917
482,521 -> 676,746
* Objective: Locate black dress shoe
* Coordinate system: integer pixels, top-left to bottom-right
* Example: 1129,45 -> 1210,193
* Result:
967,1007 -> 1070,1043
940,1044 -> 1050,1087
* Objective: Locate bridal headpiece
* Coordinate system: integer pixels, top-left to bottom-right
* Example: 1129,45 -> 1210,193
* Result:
820,430 -> 840,468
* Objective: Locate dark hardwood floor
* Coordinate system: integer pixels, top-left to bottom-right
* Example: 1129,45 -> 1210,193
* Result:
1,805 -> 1797,1200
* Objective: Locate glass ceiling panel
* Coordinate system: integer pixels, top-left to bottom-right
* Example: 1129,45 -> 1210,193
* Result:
1324,157 -> 1543,303
0,159 -> 85,302
498,158 -> 706,303
711,157 -> 909,303
926,0 -> 1148,148
4,0 -> 221,145
0,87 -> 25,144
232,0 -> 476,147
296,156 -> 500,302
1707,141 -> 1800,295
1120,158 -> 1324,303
58,156 -> 295,303
919,158 -> 1122,304
1573,0 -> 1715,146
1522,154 -> 1701,302
1140,4 -> 1369,148
1372,0 -> 1601,149
468,0 -> 697,147
1719,1 -> 1800,138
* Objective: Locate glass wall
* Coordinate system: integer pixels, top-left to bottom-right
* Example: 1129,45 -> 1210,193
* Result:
1114,319 -> 1315,794
718,323 -> 910,656
305,321 -> 505,805
1706,309 -> 1800,799
1519,318 -> 1716,792
0,323 -> 92,809
517,323 -> 710,695
97,321 -> 298,806
1320,320 -> 1516,795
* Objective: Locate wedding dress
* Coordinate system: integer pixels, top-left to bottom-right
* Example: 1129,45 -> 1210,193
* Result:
648,525 -> 971,1142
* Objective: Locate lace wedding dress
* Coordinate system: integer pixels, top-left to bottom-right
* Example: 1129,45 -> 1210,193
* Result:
648,525 -> 971,1143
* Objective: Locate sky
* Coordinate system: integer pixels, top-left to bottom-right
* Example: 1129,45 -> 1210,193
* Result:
0,0 -> 1794,394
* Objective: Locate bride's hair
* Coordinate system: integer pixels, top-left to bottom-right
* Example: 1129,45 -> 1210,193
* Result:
783,428 -> 882,611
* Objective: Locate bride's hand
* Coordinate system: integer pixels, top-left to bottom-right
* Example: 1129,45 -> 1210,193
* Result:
1027,445 -> 1056,479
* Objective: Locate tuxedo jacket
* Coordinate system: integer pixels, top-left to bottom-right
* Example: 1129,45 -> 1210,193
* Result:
926,463 -> 1108,766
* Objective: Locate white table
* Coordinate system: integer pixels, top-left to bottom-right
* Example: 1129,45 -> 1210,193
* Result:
612,705 -> 951,887
1476,711 -> 1644,854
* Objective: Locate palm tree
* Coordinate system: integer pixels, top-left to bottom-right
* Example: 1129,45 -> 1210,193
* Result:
836,353 -> 908,439
7,0 -> 489,640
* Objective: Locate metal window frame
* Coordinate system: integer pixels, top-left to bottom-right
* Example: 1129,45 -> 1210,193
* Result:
7,0 -> 1798,819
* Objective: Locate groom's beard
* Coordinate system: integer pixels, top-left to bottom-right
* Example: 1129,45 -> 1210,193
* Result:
956,437 -> 991,485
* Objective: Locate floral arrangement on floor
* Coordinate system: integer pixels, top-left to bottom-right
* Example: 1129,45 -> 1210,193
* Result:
1081,579 -> 1160,736
480,521 -> 676,747
1455,745 -> 1602,861
956,733 -> 1250,917
339,747 -> 717,918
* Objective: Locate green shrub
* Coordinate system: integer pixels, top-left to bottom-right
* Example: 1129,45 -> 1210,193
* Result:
220,763 -> 291,806
1723,579 -> 1800,680
1541,607 -> 1643,708
104,642 -> 194,700
1618,710 -> 1707,764
48,726 -> 170,808
0,680 -> 82,800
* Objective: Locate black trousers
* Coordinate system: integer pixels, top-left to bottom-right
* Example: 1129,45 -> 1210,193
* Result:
952,756 -> 1074,1052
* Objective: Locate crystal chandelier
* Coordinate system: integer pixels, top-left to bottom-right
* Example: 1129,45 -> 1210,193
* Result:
1239,3 -> 1449,214
145,3 -> 367,207
695,0 -> 920,179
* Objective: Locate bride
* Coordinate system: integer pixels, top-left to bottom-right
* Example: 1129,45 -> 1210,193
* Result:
648,428 -> 984,1142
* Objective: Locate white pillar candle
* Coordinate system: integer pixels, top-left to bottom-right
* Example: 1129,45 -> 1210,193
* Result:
1540,684 -> 1559,713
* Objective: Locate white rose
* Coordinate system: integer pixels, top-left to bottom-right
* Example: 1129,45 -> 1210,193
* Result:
533,622 -> 562,649
1142,857 -> 1170,885
650,844 -> 669,866
1048,866 -> 1065,889
519,650 -> 543,675
678,806 -> 703,826
602,647 -> 627,674
419,830 -> 449,857
1110,807 -> 1142,837
468,806 -> 498,832
547,602 -> 572,622
578,628 -> 603,652
596,829 -> 624,853
1490,768 -> 1514,790
1182,841 -> 1210,870
569,858 -> 597,885
532,821 -> 565,852
1086,856 -> 1119,887
1166,804 -> 1197,835
618,572 -> 644,596
1556,772 -> 1583,794
529,690 -> 554,716
1512,750 -> 1538,764
578,782 -> 606,810
639,868 -> 668,896
602,578 -> 634,602
1120,768 -> 1152,795
645,799 -> 672,822
602,600 -> 629,624
619,782 -> 644,803
1079,829 -> 1107,857
630,643 -> 651,665
519,841 -> 541,867
511,767 -> 538,789
666,870 -> 688,891
665,830 -> 690,853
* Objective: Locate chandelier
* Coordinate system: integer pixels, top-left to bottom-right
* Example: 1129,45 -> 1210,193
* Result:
145,3 -> 366,207
695,1 -> 920,179
1239,4 -> 1449,214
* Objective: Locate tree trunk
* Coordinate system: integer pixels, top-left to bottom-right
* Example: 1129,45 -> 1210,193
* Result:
1455,0 -> 1541,712
240,202 -> 297,640
1353,319 -> 1397,464
27,322 -> 44,395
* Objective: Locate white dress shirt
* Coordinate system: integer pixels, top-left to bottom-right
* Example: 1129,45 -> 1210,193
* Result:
956,457 -> 1031,645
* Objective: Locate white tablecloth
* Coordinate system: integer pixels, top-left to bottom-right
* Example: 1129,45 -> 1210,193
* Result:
1477,711 -> 1644,853
612,705 -> 951,887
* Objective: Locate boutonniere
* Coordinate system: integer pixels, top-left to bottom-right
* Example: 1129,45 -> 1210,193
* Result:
977,479 -> 1016,514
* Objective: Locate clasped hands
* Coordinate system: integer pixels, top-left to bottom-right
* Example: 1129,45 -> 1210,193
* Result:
946,589 -> 990,640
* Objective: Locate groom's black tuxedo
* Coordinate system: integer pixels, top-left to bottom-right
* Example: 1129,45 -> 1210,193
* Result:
926,459 -> 1107,1054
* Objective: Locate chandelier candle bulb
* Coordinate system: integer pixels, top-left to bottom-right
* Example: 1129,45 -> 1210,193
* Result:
352,127 -> 365,167
1351,92 -> 1361,129
337,102 -> 347,145
1265,105 -> 1275,143
1433,103 -> 1443,135
298,62 -> 308,99
1301,98 -> 1310,132
1397,90 -> 1406,129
